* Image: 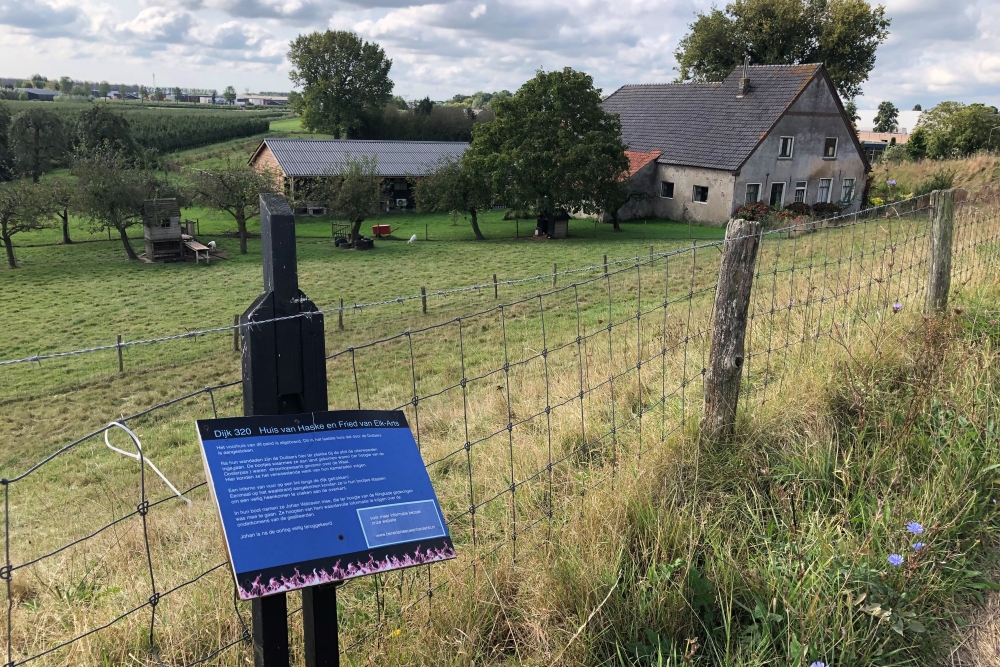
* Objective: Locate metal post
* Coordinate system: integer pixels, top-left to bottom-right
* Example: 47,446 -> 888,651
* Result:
241,193 -> 336,667
421,287 -> 427,314
117,334 -> 124,373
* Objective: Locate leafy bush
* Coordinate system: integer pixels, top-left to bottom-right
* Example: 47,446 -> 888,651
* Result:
811,201 -> 843,218
878,144 -> 910,163
782,201 -> 811,216
733,201 -> 773,221
913,169 -> 956,196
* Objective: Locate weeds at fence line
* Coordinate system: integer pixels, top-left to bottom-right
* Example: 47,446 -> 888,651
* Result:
1,187 -> 999,665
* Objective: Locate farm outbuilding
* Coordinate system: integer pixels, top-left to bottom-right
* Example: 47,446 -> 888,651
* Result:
248,138 -> 469,214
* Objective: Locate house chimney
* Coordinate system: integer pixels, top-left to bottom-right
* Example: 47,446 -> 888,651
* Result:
738,56 -> 751,97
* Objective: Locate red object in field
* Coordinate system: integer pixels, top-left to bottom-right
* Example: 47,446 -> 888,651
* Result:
372,224 -> 391,237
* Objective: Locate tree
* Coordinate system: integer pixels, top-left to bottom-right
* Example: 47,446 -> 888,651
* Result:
288,30 -> 394,138
152,87 -> 165,102
73,152 -> 174,260
674,0 -> 890,99
58,76 -> 74,94
593,175 -> 648,232
414,97 -> 433,116
913,104 -> 922,111
76,105 -> 139,162
918,102 -> 1000,159
319,155 -> 381,239
415,156 -> 491,239
10,108 -> 65,182
844,98 -> 860,128
30,74 -> 45,89
0,180 -> 53,268
193,160 -> 278,254
873,100 -> 899,132
906,126 -> 928,161
223,86 -> 237,104
0,101 -> 13,182
466,68 -> 629,220
98,81 -> 111,99
47,178 -> 75,244
173,87 -> 182,101
139,85 -> 148,101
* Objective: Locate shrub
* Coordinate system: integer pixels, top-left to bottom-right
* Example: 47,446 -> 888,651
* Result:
783,201 -> 811,216
812,201 -> 843,218
914,169 -> 956,196
733,201 -> 773,221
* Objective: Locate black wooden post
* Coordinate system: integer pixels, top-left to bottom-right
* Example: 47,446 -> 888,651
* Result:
241,193 -> 338,667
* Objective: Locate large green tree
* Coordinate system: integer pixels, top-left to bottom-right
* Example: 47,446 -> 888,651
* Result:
76,105 -> 137,157
873,100 -> 899,132
674,0 -> 890,99
415,156 -> 492,239
466,68 -> 629,220
917,102 -> 1000,159
9,108 -> 65,182
193,160 -> 278,254
288,30 -> 394,138
72,152 -> 175,260
0,180 -> 54,268
0,101 -> 13,182
318,155 -> 382,239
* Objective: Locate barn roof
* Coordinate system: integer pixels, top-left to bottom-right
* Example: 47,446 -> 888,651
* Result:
251,139 -> 469,178
602,63 -> 853,172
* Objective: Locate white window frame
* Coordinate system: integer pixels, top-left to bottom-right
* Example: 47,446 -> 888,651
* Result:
823,137 -> 839,159
692,185 -> 709,203
769,181 -> 786,209
793,181 -> 808,203
659,181 -> 675,199
817,178 -> 833,204
745,183 -> 761,206
778,136 -> 795,159
841,178 -> 856,202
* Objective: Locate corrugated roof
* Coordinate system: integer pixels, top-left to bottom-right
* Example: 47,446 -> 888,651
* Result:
601,64 -> 825,172
258,139 -> 469,178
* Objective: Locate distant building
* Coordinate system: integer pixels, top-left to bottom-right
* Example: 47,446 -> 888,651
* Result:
14,88 -> 58,101
236,95 -> 289,106
857,131 -> 910,163
602,63 -> 869,224
248,138 -> 468,214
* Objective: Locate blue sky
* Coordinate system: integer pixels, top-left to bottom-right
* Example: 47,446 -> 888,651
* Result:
2,0 -> 998,114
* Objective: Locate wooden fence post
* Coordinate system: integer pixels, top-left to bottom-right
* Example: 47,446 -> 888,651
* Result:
603,255 -> 608,275
117,334 -> 124,373
233,314 -> 240,351
421,287 -> 427,314
701,218 -> 762,443
925,189 -> 955,314
553,263 -> 557,287
338,298 -> 344,331
493,274 -> 498,299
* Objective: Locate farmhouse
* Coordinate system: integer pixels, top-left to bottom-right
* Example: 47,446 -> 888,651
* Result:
14,88 -> 58,101
602,63 -> 869,224
249,138 -> 468,214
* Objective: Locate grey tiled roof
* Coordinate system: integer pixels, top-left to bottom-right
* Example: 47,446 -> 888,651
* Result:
601,64 -> 824,172
260,139 -> 468,178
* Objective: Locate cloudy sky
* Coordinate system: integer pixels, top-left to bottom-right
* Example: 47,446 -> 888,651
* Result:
2,0 -> 998,114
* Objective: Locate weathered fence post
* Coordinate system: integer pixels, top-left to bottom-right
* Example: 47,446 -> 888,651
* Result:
233,314 -> 240,352
702,218 -> 762,443
925,188 -> 955,314
117,334 -> 124,373
242,193 -> 337,667
493,274 -> 498,299
553,263 -> 557,287
338,298 -> 344,331
603,254 -> 608,275
421,286 -> 427,314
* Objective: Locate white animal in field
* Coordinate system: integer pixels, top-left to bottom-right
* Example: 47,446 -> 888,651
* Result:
207,241 -> 216,250
408,234 -> 417,244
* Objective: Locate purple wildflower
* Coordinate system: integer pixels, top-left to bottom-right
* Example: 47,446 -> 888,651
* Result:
888,179 -> 897,186
888,554 -> 904,567
912,542 -> 926,550
810,663 -> 828,667
907,521 -> 924,535
893,303 -> 903,312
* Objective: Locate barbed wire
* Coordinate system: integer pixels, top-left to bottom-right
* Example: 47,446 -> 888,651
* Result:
3,189 -> 999,666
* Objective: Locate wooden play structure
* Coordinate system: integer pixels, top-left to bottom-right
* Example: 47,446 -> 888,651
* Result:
141,199 -> 218,264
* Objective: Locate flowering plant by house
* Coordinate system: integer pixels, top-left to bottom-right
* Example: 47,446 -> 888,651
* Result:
733,201 -> 773,221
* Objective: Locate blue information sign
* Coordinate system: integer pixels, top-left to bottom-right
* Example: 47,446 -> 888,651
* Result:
196,410 -> 455,600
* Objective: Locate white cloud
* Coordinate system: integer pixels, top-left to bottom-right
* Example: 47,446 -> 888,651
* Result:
1,0 -> 998,108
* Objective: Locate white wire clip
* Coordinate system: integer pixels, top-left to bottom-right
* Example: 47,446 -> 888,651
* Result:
104,421 -> 192,506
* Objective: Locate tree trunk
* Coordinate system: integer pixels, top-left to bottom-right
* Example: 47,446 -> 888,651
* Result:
237,216 -> 248,254
2,234 -> 15,268
117,225 -> 138,261
611,212 -> 621,231
469,209 -> 484,240
351,219 -> 363,240
60,209 -> 72,244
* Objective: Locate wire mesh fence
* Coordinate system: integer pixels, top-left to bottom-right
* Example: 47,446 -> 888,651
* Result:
2,186 -> 1000,665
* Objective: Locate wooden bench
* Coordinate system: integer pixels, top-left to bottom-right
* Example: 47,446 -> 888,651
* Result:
184,240 -> 210,264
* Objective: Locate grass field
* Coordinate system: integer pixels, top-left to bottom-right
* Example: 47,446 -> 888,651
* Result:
3,132 -> 1000,666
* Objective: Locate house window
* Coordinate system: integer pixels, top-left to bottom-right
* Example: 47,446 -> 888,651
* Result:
817,178 -> 832,203
660,181 -> 675,199
841,178 -> 856,202
769,182 -> 785,208
794,181 -> 807,203
824,137 -> 838,159
693,185 -> 709,203
779,136 -> 794,158
745,183 -> 761,205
